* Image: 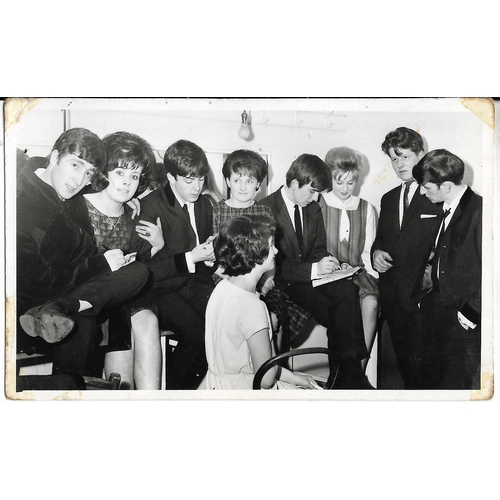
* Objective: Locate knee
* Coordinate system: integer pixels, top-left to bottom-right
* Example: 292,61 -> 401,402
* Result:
120,262 -> 150,288
131,310 -> 159,338
361,295 -> 379,311
134,262 -> 151,285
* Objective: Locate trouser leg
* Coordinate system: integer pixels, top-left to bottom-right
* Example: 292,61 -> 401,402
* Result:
285,280 -> 366,360
155,278 -> 213,390
423,290 -> 481,390
68,262 -> 150,315
385,290 -> 427,389
51,313 -> 99,376
284,280 -> 369,389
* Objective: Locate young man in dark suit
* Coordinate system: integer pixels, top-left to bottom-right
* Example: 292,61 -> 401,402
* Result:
131,140 -> 215,390
261,154 -> 370,389
413,149 -> 482,389
371,127 -> 443,389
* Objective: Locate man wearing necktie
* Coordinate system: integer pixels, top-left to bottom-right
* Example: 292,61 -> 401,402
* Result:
414,149 -> 482,390
262,154 -> 370,389
131,140 -> 216,390
371,127 -> 442,389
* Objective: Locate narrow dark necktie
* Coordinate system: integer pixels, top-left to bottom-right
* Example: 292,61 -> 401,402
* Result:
294,204 -> 303,249
431,208 -> 451,284
183,203 -> 189,213
403,181 -> 413,216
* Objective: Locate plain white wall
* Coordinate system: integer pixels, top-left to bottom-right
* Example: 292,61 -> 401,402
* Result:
7,98 -> 491,215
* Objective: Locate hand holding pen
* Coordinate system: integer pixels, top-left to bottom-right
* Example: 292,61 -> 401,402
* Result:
318,255 -> 340,275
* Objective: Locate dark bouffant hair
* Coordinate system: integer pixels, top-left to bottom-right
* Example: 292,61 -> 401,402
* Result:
214,215 -> 275,277
93,131 -> 156,194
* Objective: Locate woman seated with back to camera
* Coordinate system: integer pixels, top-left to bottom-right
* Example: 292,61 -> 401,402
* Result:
204,215 -> 317,390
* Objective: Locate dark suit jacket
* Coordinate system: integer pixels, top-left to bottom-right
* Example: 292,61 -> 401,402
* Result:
130,183 -> 214,292
436,187 -> 481,324
261,188 -> 329,285
371,185 -> 443,313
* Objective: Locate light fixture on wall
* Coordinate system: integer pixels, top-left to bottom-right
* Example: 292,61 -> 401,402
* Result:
238,110 -> 251,139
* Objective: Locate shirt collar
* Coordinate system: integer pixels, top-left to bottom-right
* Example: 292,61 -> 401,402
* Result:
281,185 -> 298,212
401,179 -> 418,192
444,185 -> 468,213
170,183 -> 191,208
322,191 -> 360,210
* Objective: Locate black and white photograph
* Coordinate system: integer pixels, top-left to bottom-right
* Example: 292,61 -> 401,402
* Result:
1,5 -> 499,496
4,97 -> 494,401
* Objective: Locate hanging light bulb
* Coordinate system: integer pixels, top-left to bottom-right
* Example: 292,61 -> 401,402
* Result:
238,110 -> 251,139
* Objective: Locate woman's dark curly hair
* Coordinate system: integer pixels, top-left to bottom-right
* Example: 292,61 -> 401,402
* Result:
214,215 -> 275,277
92,131 -> 156,195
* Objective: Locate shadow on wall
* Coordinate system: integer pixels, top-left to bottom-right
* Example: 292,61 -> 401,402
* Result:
17,148 -> 30,177
354,153 -> 371,198
203,167 -> 224,205
463,162 -> 474,187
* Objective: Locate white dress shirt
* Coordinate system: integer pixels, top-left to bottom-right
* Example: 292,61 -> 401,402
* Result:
171,185 -> 199,273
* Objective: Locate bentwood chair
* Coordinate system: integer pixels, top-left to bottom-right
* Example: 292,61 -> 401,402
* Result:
253,347 -> 339,390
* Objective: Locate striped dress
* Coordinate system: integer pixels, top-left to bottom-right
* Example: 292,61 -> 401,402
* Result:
319,193 -> 379,298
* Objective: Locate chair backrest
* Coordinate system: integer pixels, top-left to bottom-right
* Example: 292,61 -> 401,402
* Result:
253,347 -> 338,390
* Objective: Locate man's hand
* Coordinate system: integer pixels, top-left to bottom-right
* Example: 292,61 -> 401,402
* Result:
104,249 -> 125,271
318,255 -> 340,275
373,250 -> 394,273
191,240 -> 215,264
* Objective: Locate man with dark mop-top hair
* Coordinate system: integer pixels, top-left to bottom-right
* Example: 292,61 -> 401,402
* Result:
131,139 -> 216,390
413,149 -> 482,389
261,154 -> 371,389
17,128 -> 150,379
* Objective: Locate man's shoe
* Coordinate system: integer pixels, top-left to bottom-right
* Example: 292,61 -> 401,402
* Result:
20,300 -> 78,343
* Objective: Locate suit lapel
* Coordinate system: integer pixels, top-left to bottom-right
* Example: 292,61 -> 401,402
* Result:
194,197 -> 209,243
274,191 -> 301,252
165,183 -> 196,244
445,187 -> 472,231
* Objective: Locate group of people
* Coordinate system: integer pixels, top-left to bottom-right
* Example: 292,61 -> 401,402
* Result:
16,124 -> 482,391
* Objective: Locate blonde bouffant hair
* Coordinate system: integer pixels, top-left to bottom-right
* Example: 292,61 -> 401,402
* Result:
325,147 -> 364,182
